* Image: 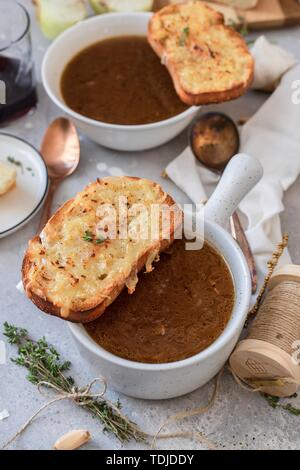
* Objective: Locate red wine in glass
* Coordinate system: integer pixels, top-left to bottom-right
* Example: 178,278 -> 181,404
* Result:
0,56 -> 37,125
0,1 -> 38,126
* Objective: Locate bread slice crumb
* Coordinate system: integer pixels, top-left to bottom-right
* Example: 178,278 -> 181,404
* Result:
0,163 -> 17,196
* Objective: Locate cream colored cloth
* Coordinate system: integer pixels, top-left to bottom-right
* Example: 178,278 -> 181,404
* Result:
166,65 -> 300,282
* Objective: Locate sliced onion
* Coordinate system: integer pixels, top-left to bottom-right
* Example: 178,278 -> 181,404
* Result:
35,0 -> 88,39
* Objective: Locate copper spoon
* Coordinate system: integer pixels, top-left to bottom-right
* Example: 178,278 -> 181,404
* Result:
38,117 -> 80,233
190,112 -> 257,294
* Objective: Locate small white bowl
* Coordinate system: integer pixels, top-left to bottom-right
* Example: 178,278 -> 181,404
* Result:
42,12 -> 199,152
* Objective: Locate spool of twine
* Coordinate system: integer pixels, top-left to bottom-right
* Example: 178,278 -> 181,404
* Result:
230,265 -> 300,397
248,281 -> 300,356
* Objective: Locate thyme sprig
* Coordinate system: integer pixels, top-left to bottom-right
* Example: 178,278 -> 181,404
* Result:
263,393 -> 300,416
7,156 -> 24,174
83,230 -> 106,244
179,27 -> 190,46
3,322 -> 146,443
83,230 -> 93,242
227,17 -> 249,37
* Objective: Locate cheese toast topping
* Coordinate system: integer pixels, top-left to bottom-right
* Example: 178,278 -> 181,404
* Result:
148,1 -> 254,105
23,177 -> 182,321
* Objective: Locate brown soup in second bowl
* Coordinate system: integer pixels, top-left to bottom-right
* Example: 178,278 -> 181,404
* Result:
85,239 -> 234,364
60,36 -> 188,126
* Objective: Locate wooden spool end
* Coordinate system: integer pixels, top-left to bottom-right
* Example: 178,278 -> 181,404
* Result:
268,264 -> 300,290
230,339 -> 300,397
230,265 -> 300,398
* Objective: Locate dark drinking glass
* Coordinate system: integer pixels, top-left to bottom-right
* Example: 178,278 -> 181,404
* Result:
0,1 -> 37,125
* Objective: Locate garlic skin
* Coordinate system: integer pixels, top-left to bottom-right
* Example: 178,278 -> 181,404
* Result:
90,0 -> 154,14
54,430 -> 91,450
251,36 -> 297,92
35,0 -> 88,40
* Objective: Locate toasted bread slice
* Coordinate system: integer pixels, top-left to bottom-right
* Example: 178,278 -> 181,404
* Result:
148,1 -> 254,106
22,177 -> 182,323
0,163 -> 17,196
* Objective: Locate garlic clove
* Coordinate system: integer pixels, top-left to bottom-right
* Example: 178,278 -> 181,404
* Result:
54,430 -> 91,451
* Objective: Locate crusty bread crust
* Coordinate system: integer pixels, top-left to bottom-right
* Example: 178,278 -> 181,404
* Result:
22,177 -> 182,323
148,1 -> 254,106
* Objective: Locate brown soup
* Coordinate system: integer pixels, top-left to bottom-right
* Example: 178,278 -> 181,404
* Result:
61,36 -> 188,125
85,240 -> 234,364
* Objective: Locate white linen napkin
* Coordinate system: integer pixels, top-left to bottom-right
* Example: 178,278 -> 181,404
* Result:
251,36 -> 297,92
166,65 -> 300,282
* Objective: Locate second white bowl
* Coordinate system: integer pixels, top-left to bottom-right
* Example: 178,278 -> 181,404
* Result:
42,12 -> 199,152
69,154 -> 263,399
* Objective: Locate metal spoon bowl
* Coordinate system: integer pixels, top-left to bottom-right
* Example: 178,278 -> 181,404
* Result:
38,117 -> 80,232
189,112 -> 240,171
189,112 -> 257,294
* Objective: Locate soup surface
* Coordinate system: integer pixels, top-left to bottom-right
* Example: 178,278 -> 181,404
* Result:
61,36 -> 188,125
85,240 -> 234,364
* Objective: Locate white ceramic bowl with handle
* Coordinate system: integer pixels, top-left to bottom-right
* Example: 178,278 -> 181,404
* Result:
42,12 -> 199,152
69,154 -> 263,399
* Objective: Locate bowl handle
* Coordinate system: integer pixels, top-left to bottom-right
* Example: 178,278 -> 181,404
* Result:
204,153 -> 263,229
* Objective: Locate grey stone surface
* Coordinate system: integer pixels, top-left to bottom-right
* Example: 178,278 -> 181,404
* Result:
0,0 -> 300,451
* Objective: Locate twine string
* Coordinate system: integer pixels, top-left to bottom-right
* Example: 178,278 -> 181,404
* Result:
37,377 -> 107,406
151,368 -> 224,450
156,430 -> 217,450
2,378 -> 107,450
248,234 -> 289,319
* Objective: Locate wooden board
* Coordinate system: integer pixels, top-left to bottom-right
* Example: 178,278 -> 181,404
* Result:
153,0 -> 300,29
